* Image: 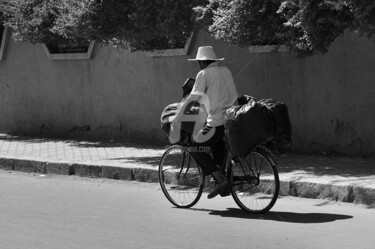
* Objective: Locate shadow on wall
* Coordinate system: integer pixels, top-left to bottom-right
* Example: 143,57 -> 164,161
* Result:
0,132 -> 166,149
26,123 -> 169,146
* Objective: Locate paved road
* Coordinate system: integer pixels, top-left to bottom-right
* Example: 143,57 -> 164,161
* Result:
0,170 -> 374,249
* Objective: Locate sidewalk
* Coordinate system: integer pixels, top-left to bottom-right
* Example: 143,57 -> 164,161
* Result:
1,133 -> 375,206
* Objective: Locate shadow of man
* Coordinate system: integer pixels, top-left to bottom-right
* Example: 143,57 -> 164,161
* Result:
207,208 -> 353,223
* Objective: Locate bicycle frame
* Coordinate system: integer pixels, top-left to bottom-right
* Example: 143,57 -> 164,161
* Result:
223,137 -> 277,188
177,150 -> 191,178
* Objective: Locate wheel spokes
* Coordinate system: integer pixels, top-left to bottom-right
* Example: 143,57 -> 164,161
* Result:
159,146 -> 203,208
231,151 -> 279,213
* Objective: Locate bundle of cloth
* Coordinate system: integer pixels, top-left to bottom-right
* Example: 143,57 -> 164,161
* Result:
160,78 -> 208,145
225,95 -> 292,157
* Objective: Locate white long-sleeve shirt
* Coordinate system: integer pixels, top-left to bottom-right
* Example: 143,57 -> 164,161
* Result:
191,62 -> 238,127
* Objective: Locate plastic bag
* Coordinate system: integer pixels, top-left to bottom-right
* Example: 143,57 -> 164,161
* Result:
225,97 -> 274,157
258,98 -> 292,154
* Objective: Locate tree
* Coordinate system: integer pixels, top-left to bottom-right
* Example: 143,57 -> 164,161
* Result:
0,0 -> 93,48
277,0 -> 354,57
195,0 -> 288,46
87,0 -> 205,50
349,0 -> 375,39
0,2 -> 6,26
1,0 -> 375,56
195,0 -> 375,57
0,0 -> 205,51
0,4 -> 6,40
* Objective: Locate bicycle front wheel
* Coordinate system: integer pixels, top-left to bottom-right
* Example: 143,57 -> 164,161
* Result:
231,148 -> 279,214
158,145 -> 204,208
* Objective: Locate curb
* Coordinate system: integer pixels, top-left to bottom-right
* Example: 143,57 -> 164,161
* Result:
0,157 -> 158,182
1,157 -> 374,206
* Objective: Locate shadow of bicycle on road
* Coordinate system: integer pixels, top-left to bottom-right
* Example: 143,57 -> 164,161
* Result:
188,207 -> 353,223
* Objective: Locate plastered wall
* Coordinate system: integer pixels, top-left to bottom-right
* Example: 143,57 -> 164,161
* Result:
1,29 -> 374,156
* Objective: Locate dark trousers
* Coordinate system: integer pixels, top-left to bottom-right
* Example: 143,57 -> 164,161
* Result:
189,125 -> 226,176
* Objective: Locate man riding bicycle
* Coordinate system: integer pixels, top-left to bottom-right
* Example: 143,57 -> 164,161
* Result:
171,46 -> 238,199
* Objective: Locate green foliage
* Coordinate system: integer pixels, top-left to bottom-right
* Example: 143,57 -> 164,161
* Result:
195,0 -> 287,46
0,0 -> 205,51
0,2 -> 7,27
0,0 -> 93,46
195,0 -> 375,57
348,0 -> 375,39
277,0 -> 354,57
1,0 -> 375,56
88,0 -> 204,50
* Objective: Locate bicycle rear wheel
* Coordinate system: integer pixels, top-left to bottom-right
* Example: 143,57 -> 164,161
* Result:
231,148 -> 279,214
158,145 -> 204,208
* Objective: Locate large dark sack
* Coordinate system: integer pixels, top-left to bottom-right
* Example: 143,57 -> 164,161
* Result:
225,97 -> 274,157
258,99 -> 292,154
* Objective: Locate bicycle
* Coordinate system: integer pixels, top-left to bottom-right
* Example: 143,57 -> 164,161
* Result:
158,139 -> 280,214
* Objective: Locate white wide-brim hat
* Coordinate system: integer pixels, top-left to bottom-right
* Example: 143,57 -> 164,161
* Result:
188,46 -> 224,61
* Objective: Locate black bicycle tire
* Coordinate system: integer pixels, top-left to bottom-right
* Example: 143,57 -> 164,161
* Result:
158,145 -> 204,208
231,148 -> 280,214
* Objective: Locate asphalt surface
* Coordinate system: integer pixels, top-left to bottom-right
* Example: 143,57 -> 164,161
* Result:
1,133 -> 375,205
1,170 -> 374,249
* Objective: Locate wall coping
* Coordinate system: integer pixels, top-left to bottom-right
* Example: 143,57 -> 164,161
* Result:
248,45 -> 288,53
144,33 -> 196,57
144,39 -> 288,57
42,41 -> 95,60
0,26 -> 9,61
